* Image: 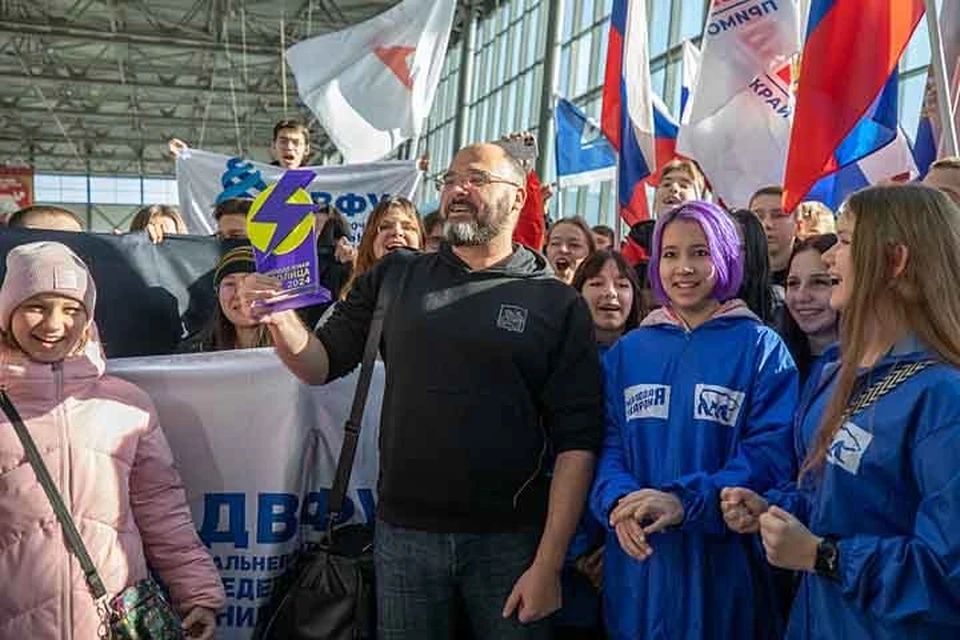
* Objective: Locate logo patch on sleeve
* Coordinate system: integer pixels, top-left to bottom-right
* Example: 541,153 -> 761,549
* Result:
826,421 -> 873,475
694,384 -> 745,427
624,384 -> 670,421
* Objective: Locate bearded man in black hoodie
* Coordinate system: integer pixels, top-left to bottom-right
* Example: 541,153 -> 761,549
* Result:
239,143 -> 603,640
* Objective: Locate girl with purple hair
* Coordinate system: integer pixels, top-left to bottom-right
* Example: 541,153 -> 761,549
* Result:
590,201 -> 799,639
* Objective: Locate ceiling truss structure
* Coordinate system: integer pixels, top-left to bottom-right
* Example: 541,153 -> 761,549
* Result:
0,0 -> 489,177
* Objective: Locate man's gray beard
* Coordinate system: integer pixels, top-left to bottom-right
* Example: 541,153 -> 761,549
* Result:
443,218 -> 503,246
442,194 -> 512,247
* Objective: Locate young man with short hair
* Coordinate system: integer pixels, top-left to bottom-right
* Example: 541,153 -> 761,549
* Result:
653,159 -> 706,216
749,185 -> 795,287
212,198 -> 252,240
269,119 -> 311,169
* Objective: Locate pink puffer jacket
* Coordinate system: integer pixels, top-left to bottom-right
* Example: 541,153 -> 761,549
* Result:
0,335 -> 225,639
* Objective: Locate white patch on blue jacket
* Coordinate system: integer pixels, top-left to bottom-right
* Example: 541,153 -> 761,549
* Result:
624,384 -> 671,420
826,421 -> 874,475
694,384 -> 745,427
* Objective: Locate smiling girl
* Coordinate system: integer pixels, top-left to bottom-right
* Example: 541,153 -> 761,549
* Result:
546,217 -> 596,285
781,234 -> 840,384
0,242 -> 223,639
572,250 -> 643,350
590,201 -> 798,639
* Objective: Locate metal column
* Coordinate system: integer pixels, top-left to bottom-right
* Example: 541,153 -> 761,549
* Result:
452,3 -> 479,154
536,0 -> 565,180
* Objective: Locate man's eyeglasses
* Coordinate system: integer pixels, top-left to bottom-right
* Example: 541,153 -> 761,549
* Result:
434,170 -> 523,192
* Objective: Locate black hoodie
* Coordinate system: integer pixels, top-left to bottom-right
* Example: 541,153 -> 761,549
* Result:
316,243 -> 603,533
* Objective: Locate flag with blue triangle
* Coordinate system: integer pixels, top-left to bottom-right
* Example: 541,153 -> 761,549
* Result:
555,97 -> 617,189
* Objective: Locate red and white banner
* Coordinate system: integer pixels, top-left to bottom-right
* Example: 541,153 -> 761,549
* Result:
286,0 -> 457,163
0,166 -> 33,221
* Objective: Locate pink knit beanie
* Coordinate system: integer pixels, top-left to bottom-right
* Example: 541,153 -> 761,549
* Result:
0,242 -> 96,331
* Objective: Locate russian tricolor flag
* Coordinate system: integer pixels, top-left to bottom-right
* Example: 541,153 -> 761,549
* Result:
648,93 -> 680,186
601,0 -> 656,226
783,0 -> 925,212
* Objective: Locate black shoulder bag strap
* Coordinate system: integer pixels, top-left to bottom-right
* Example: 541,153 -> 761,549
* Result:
0,389 -> 108,600
326,263 -> 408,525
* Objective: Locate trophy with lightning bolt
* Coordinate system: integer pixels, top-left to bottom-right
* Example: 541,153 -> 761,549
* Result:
246,169 -> 332,311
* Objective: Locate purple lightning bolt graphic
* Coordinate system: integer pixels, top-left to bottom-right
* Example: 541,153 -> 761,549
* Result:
252,169 -> 317,255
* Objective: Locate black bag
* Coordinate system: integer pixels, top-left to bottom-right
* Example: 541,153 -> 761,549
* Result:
256,269 -> 399,640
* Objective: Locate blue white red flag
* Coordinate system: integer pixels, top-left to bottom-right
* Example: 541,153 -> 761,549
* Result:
601,0 -> 656,225
783,0 -> 924,211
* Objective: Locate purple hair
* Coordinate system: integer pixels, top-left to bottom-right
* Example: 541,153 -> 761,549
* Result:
649,200 -> 744,306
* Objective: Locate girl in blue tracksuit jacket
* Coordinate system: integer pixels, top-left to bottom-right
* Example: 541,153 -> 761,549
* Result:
590,201 -> 798,640
722,185 -> 960,639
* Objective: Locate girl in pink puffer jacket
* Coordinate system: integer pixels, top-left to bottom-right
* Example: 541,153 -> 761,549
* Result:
0,242 -> 225,639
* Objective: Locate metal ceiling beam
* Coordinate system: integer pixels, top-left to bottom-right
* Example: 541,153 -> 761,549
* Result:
0,106 -> 278,128
0,70 -> 281,98
0,20 -> 280,56
0,133 -> 258,148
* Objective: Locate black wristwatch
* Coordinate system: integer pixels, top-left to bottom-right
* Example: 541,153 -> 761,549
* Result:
815,536 -> 841,582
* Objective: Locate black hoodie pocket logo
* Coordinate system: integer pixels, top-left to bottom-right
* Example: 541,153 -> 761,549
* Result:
497,304 -> 528,334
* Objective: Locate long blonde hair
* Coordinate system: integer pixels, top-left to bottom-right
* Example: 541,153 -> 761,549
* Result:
800,184 -> 960,477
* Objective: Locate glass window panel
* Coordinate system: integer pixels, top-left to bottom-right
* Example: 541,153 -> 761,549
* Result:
574,32 -> 594,97
144,179 -> 178,205
680,0 -> 706,41
597,0 -> 612,21
902,16 -> 930,71
497,29 -> 510,80
506,82 -> 519,133
478,100 -> 490,141
652,66 -> 666,97
562,0 -> 575,43
60,176 -> 87,203
580,0 -> 596,31
649,0 -> 671,56
523,11 -> 537,68
559,45 -> 571,96
899,71 -> 927,144
521,72 -> 534,129
588,24 -> 602,87
511,22 -> 523,76
490,90 -> 503,140
89,177 -> 116,204
116,178 -> 141,204
532,64 -> 543,117
34,174 -> 59,201
598,20 -> 609,71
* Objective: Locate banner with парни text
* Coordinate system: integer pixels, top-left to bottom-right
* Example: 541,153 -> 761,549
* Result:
109,348 -> 382,639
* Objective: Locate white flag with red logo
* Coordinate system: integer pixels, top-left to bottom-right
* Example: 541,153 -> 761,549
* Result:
286,0 -> 456,163
677,0 -> 801,208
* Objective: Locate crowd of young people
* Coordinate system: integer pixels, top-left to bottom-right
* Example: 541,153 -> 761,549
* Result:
2,120 -> 960,640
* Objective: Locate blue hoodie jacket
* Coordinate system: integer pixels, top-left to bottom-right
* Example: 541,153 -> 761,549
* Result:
774,336 -> 960,639
590,301 -> 798,639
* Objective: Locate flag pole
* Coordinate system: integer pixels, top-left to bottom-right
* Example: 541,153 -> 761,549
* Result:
613,161 -> 622,251
926,0 -> 959,156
